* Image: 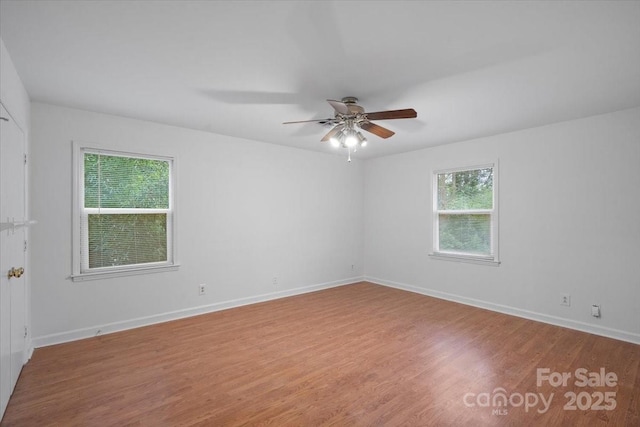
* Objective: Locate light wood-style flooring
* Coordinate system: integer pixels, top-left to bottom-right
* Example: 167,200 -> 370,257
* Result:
2,282 -> 639,426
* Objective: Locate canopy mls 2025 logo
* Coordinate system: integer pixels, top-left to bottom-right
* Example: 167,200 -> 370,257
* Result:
463,367 -> 617,416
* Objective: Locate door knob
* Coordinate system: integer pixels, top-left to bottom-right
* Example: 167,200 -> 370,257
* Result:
7,267 -> 24,279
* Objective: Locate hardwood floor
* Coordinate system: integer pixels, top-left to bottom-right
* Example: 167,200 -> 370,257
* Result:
2,282 -> 639,426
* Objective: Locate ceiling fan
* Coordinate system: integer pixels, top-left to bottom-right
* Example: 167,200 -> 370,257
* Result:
283,97 -> 417,161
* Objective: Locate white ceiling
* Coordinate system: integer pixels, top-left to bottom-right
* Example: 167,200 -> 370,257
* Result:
1,0 -> 639,159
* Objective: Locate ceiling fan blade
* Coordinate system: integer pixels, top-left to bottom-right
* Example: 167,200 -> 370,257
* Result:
365,109 -> 417,120
283,118 -> 333,124
360,121 -> 395,139
327,99 -> 350,115
320,124 -> 344,142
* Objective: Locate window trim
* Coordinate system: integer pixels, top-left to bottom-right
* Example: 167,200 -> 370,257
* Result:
71,142 -> 179,281
429,161 -> 500,266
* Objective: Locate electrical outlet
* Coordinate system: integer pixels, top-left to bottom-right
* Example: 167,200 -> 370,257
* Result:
591,304 -> 601,317
199,284 -> 206,296
272,277 -> 278,286
560,294 -> 571,306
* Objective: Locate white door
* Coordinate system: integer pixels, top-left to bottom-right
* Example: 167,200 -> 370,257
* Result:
0,104 -> 26,417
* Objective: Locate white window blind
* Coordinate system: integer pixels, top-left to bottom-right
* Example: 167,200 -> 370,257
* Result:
73,146 -> 176,279
432,164 -> 499,265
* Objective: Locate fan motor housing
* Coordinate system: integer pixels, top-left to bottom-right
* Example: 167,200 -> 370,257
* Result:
341,97 -> 364,115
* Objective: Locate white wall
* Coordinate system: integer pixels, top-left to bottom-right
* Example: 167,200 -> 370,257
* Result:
364,107 -> 640,343
0,39 -> 30,132
27,102 -> 640,346
30,103 -> 364,345
1,37 -> 32,355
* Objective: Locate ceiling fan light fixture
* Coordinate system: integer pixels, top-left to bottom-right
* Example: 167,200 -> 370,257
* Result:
344,129 -> 358,148
345,136 -> 357,148
357,131 -> 367,147
283,97 -> 417,161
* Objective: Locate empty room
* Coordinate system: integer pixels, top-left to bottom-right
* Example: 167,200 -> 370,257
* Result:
0,1 -> 639,425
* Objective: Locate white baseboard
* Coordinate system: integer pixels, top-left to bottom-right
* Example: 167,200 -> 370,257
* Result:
365,276 -> 640,345
33,277 -> 364,348
24,341 -> 33,363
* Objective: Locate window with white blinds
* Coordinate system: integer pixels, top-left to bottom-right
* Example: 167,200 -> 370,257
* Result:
72,145 -> 177,280
431,163 -> 499,265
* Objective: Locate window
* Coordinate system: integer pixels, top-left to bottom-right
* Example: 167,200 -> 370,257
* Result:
431,163 -> 499,265
72,145 -> 177,280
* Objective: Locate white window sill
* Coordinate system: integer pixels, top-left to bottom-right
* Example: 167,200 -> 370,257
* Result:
429,252 -> 500,266
71,264 -> 180,282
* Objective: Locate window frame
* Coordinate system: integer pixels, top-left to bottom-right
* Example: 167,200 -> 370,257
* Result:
71,142 -> 179,281
430,161 -> 500,266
